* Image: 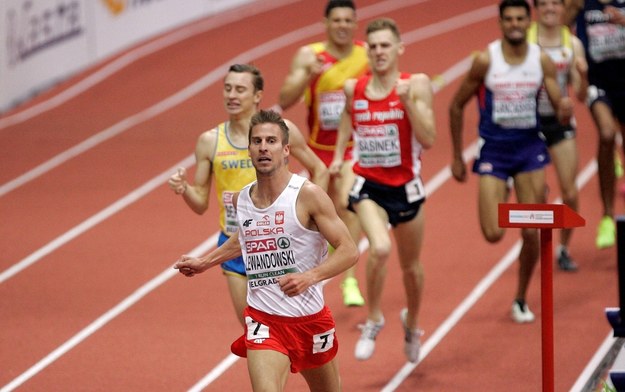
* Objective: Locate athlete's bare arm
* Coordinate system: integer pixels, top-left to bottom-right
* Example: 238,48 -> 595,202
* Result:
174,192 -> 242,276
277,181 -> 358,297
570,35 -> 588,103
279,46 -> 323,111
398,73 -> 436,149
328,78 -> 357,176
449,51 -> 489,182
541,52 -> 573,125
285,119 -> 330,191
168,128 -> 217,214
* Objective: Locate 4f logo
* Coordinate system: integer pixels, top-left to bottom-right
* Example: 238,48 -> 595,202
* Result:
243,219 -> 253,227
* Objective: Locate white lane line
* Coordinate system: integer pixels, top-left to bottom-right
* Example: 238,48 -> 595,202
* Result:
0,5 -> 501,391
0,0 -> 437,198
0,0 -> 300,130
382,160 -> 599,391
0,0 -> 495,197
0,234 -> 218,392
0,154 -> 192,284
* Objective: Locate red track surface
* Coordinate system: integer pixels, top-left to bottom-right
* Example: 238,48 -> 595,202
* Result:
0,1 -> 618,390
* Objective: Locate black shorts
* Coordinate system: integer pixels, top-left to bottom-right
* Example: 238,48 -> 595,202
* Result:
587,85 -> 625,124
348,175 -> 425,227
539,115 -> 575,148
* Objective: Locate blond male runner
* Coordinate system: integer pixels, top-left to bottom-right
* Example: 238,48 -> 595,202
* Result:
175,110 -> 358,392
330,18 -> 436,363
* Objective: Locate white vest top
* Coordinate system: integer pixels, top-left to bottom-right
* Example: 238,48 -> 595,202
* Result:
236,174 -> 328,317
485,40 -> 543,130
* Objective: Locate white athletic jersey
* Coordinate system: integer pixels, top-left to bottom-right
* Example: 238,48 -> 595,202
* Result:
479,40 -> 543,137
236,174 -> 328,317
527,23 -> 573,116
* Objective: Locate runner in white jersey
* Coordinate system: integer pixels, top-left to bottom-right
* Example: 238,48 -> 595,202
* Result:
529,0 -> 589,271
449,0 -> 573,324
174,110 -> 358,392
238,174 -> 328,316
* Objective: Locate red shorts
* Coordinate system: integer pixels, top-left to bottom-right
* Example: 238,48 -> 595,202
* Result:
230,306 -> 339,373
309,145 -> 353,168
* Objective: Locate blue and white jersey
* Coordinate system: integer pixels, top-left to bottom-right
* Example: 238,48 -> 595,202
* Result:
477,40 -> 543,141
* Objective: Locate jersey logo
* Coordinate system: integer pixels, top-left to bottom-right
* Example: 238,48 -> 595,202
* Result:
354,99 -> 369,110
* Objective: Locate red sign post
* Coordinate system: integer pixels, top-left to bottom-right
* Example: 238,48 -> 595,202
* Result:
498,203 -> 585,392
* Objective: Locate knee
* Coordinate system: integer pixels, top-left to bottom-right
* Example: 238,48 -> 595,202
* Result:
521,228 -> 538,243
401,260 -> 423,278
598,129 -> 616,145
482,227 -> 504,243
562,187 -> 578,206
368,240 -> 392,265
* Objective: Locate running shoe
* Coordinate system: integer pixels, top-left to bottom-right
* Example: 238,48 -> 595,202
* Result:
557,247 -> 578,272
511,299 -> 535,323
354,317 -> 385,360
341,277 -> 365,307
596,216 -> 616,249
400,308 -> 424,363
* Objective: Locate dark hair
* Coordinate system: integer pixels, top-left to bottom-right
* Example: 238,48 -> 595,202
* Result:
499,0 -> 530,18
366,18 -> 401,40
532,0 -> 563,6
249,110 -> 290,145
227,64 -> 264,92
325,0 -> 356,17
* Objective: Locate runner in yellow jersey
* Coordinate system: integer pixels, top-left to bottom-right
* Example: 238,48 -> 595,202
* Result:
279,0 -> 368,307
169,64 -> 327,326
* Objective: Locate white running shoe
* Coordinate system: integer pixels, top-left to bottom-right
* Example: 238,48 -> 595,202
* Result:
354,317 -> 385,360
511,300 -> 535,323
400,308 -> 424,363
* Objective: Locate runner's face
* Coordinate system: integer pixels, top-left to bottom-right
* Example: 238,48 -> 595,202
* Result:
535,0 -> 564,28
248,123 -> 289,175
325,7 -> 357,47
367,29 -> 402,73
500,6 -> 531,46
222,72 -> 261,116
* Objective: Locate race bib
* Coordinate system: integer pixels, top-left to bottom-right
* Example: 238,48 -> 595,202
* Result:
492,90 -> 537,129
318,91 -> 345,130
222,191 -> 238,234
356,124 -> 401,168
587,23 -> 625,63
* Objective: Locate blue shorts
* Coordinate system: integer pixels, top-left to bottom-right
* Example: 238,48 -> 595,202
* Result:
472,135 -> 550,180
348,175 -> 425,227
219,231 -> 246,276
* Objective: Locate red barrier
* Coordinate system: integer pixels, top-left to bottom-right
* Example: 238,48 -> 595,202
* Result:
498,203 -> 585,392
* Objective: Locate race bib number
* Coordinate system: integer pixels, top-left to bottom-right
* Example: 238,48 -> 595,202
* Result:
356,124 -> 401,168
492,90 -> 537,129
245,316 -> 270,340
405,177 -> 425,203
587,23 -> 625,63
348,175 -> 366,199
312,328 -> 335,353
223,191 -> 238,234
318,91 -> 345,130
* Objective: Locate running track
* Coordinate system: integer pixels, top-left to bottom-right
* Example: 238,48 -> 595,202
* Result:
0,1 -> 619,390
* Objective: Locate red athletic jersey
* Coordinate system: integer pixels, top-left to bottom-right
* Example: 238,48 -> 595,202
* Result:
350,73 -> 423,186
